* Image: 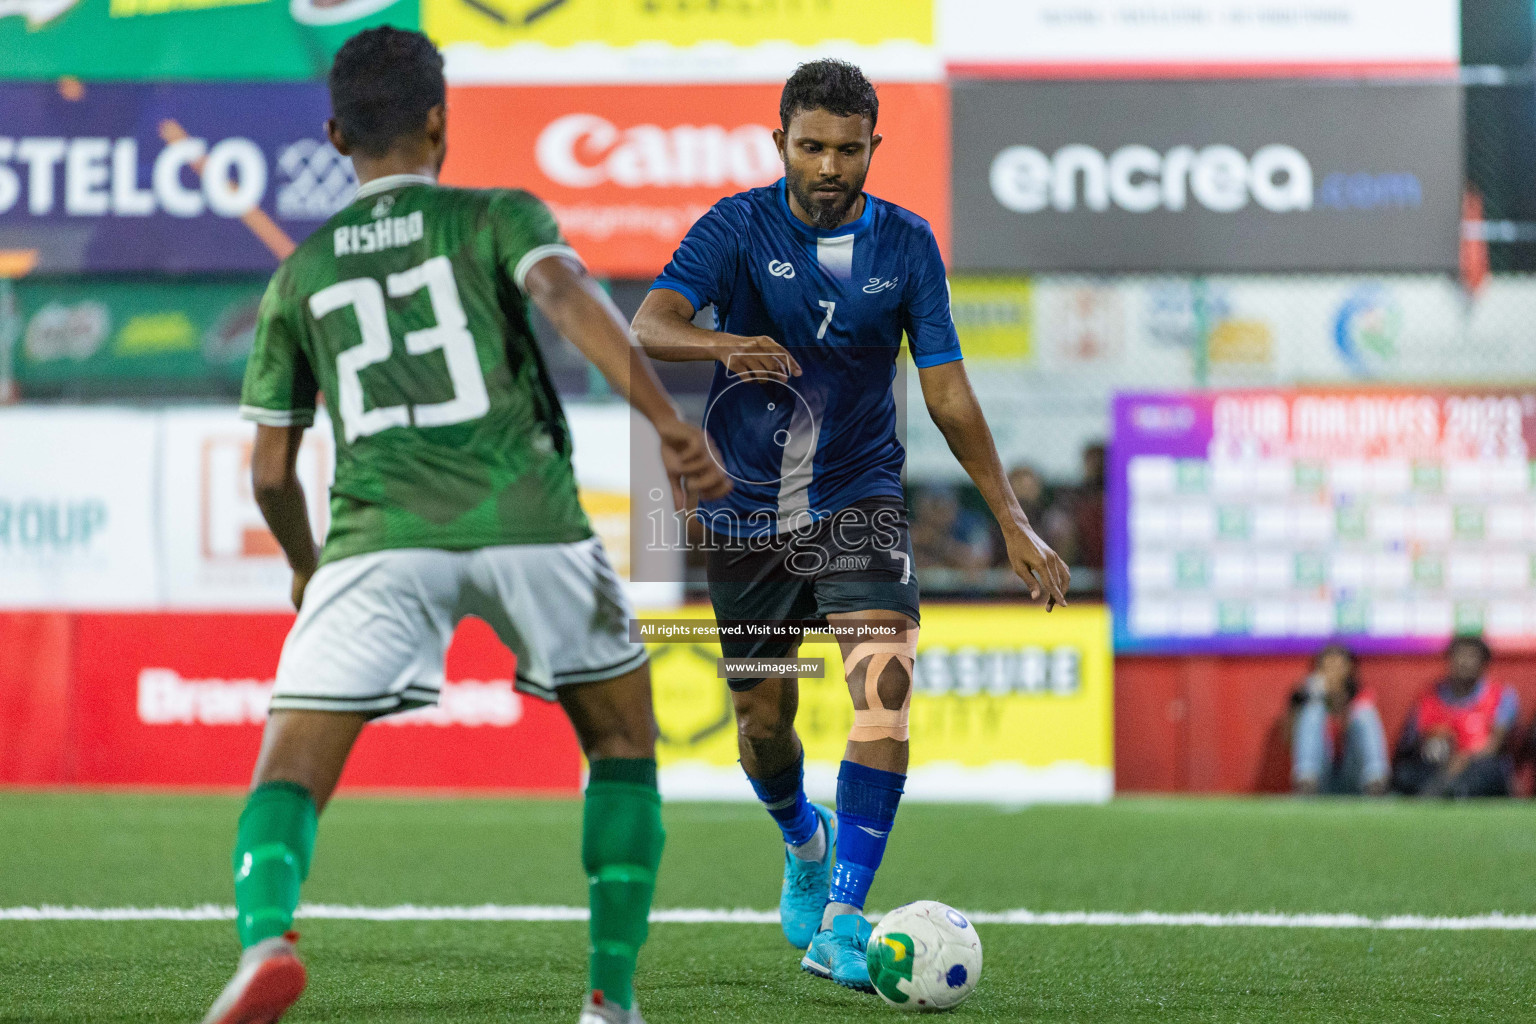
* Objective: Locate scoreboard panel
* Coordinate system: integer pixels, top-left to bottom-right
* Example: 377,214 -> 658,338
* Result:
1110,390 -> 1536,653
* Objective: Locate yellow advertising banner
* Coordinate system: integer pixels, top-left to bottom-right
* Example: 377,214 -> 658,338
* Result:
426,0 -> 933,48
948,276 -> 1033,362
641,603 -> 1113,802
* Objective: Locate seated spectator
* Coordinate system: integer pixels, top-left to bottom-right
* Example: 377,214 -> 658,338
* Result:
1008,465 -> 1050,526
1392,636 -> 1517,798
996,464 -> 1053,567
910,486 -> 994,571
1039,443 -> 1106,570
1290,644 -> 1389,795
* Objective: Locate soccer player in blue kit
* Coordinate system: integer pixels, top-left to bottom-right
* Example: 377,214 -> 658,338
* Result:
632,60 -> 1070,991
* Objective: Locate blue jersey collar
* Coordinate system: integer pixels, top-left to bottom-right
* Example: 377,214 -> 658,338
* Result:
775,178 -> 874,240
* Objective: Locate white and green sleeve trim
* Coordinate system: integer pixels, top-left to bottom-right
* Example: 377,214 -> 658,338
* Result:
513,244 -> 584,294
240,405 -> 316,427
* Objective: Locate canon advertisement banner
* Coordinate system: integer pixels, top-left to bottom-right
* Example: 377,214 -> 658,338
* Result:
442,83 -> 950,278
941,0 -> 1459,77
952,81 -> 1461,273
0,82 -> 353,273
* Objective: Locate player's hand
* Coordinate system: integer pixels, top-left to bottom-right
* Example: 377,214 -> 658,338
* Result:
656,416 -> 732,507
717,334 -> 801,382
1003,521 -> 1070,611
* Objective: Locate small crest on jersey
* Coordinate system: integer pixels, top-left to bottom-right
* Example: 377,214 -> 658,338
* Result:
863,276 -> 898,293
768,259 -> 796,279
371,194 -> 396,219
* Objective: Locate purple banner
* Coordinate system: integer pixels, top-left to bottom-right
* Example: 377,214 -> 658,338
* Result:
1111,389 -> 1536,655
0,83 -> 353,273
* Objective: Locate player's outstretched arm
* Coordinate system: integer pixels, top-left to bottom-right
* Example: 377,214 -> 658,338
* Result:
632,287 -> 800,381
251,423 -> 320,610
917,359 -> 1071,610
524,256 -> 731,506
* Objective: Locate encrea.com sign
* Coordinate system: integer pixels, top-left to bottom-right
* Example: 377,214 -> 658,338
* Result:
952,80 -> 1462,273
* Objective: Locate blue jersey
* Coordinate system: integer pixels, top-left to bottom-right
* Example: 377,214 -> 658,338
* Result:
652,179 -> 961,537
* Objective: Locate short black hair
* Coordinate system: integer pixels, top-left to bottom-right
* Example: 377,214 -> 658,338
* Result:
779,59 -> 878,132
1312,643 -> 1360,700
1447,634 -> 1493,665
329,27 -> 445,158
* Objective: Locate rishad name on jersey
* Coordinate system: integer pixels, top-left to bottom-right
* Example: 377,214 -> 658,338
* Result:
333,210 -> 425,257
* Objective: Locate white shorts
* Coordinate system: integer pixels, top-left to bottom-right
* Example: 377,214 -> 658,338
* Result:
270,538 -> 645,717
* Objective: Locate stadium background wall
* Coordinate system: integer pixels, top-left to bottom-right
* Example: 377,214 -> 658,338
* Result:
0,605 -> 1114,800
4,610 -> 1530,795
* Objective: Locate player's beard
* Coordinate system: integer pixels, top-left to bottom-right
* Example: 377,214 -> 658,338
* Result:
787,167 -> 866,230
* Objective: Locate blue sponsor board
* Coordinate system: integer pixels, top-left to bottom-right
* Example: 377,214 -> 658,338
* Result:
0,83 -> 355,273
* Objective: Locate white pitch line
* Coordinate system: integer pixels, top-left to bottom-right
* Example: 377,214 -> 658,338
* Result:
4,905 -> 1536,930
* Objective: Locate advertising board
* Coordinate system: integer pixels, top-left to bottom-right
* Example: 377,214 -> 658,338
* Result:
645,604 -> 1113,802
0,0 -> 417,80
428,0 -> 930,48
0,83 -> 351,273
6,278 -> 264,394
0,409 -> 159,609
941,0 -> 1459,77
431,0 -> 937,83
0,404 -> 667,610
158,408 -> 335,610
443,82 -> 950,278
952,80 -> 1462,273
1111,389 -> 1536,654
67,614 -> 582,789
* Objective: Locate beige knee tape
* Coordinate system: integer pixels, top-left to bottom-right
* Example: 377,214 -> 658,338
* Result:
845,636 -> 917,742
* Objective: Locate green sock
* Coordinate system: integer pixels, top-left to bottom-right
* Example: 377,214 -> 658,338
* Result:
232,781 -> 318,948
583,758 -> 664,1011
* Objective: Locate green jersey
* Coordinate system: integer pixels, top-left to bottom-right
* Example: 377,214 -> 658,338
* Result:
241,173 -> 592,566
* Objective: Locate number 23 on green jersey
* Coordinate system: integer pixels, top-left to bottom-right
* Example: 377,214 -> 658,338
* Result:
240,176 -> 592,565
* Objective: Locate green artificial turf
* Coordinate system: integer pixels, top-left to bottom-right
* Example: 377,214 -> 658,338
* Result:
3,793 -> 1536,1022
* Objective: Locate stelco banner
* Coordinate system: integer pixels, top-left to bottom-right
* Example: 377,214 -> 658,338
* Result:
442,82 -> 950,278
0,0 -> 417,81
0,82 -> 353,273
645,605 -> 1113,803
952,80 -> 1462,273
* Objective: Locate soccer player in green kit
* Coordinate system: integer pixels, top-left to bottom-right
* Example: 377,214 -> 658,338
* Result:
199,28 -> 728,1024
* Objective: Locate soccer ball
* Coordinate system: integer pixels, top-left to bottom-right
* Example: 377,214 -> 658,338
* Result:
866,900 -> 983,1012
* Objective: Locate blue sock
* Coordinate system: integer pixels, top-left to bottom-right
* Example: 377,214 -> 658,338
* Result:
746,754 -> 820,847
829,760 -> 905,910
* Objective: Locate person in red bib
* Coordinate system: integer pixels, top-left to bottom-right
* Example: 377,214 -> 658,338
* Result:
1392,636 -> 1517,798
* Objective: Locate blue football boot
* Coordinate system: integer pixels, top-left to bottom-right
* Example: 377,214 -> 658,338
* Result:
800,912 -> 874,993
779,803 -> 836,949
